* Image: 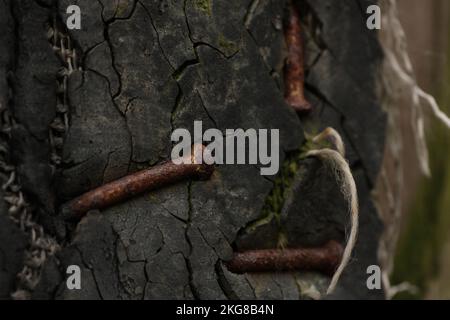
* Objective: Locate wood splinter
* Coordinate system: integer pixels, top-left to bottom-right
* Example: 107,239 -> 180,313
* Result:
60,144 -> 213,221
225,240 -> 343,276
284,0 -> 312,114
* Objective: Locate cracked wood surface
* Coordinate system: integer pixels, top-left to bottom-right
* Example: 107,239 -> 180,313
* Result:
0,0 -> 386,300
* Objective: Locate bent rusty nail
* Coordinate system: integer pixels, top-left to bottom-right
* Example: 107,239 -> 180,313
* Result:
60,145 -> 213,221
225,240 -> 343,276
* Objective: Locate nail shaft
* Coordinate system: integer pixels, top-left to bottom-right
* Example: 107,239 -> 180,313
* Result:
226,240 -> 343,276
61,145 -> 213,220
284,0 -> 312,114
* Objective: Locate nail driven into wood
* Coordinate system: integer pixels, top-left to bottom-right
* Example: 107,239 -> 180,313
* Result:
60,145 -> 213,221
284,0 -> 312,114
225,240 -> 343,276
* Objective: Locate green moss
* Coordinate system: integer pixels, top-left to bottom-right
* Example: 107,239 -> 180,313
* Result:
218,34 -> 238,56
115,0 -> 131,17
243,132 -> 331,246
243,149 -> 302,245
195,0 -> 211,15
300,130 -> 334,157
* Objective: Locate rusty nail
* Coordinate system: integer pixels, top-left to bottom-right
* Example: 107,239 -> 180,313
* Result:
284,0 -> 312,114
225,240 -> 343,276
60,145 -> 214,221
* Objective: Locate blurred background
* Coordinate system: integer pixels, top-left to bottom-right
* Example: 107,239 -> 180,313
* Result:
390,0 -> 450,299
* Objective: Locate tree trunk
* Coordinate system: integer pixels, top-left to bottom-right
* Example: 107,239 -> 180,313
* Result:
0,0 -> 386,300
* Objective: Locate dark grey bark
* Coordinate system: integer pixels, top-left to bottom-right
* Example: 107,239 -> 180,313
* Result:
0,0 -> 386,300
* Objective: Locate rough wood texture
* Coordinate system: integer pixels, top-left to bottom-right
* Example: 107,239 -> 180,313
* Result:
0,0 -> 386,300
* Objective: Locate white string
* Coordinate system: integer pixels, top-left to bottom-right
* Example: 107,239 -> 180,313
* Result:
306,129 -> 359,295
